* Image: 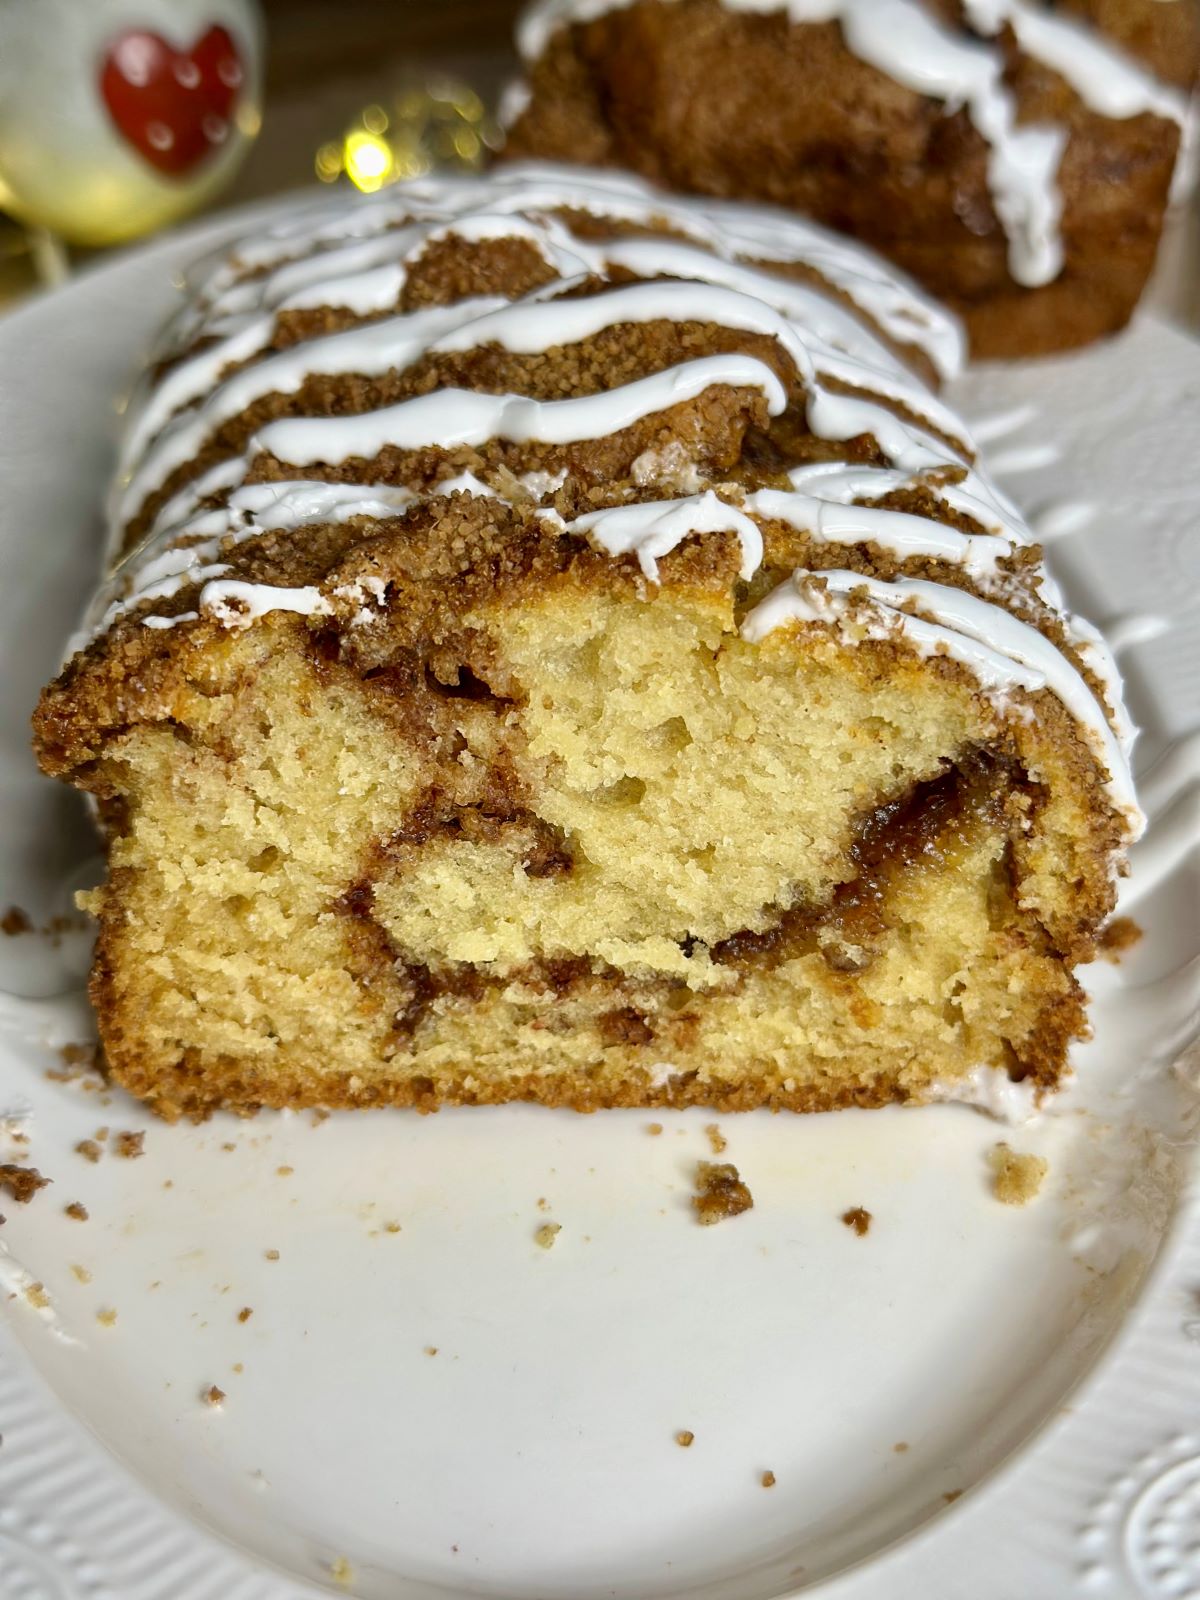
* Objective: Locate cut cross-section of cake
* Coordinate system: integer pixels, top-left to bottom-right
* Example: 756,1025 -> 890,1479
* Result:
33,163 -> 1141,1122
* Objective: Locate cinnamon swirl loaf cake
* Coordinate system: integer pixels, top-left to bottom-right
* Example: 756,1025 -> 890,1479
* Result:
506,0 -> 1198,358
33,164 -> 1141,1121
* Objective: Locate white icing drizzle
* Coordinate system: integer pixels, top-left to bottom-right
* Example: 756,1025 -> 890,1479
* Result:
740,568 -> 1141,828
516,0 -> 1188,287
571,490 -> 763,580
175,164 -> 964,381
252,352 -> 789,466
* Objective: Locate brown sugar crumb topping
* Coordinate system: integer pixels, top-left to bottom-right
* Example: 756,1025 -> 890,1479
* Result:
0,1164 -> 50,1203
841,1207 -> 872,1236
1099,915 -> 1142,963
64,1201 -> 89,1221
237,1306 -> 253,1323
74,1140 -> 102,1164
203,1384 -> 225,1406
704,1123 -> 727,1154
692,1161 -> 754,1225
535,1221 -> 561,1249
1,905 -> 32,936
675,1430 -> 695,1448
761,1470 -> 776,1488
113,1130 -> 145,1159
989,1143 -> 1047,1206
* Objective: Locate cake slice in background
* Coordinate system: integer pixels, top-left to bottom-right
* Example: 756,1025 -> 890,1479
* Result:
504,0 -> 1198,358
33,164 -> 1140,1121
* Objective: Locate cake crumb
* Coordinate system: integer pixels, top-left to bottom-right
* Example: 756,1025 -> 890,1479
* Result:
647,1122 -> 663,1136
704,1123 -> 727,1154
203,1384 -> 225,1406
1,905 -> 32,935
96,1307 -> 117,1327
329,1556 -> 354,1587
69,1263 -> 92,1283
989,1143 -> 1047,1206
264,1248 -> 280,1261
113,1130 -> 144,1159
311,1108 -> 330,1126
675,1429 -> 695,1448
893,1441 -> 909,1454
424,1345 -> 438,1356
761,1470 -> 776,1488
1099,915 -> 1142,963
841,1207 -> 872,1236
64,1201 -> 88,1220
24,1282 -> 50,1310
383,1220 -> 402,1233
692,1161 -> 753,1225
221,1142 -> 236,1152
237,1306 -> 253,1323
276,1165 -> 293,1177
535,1222 -> 561,1249
94,1127 -> 109,1143
943,1489 -> 963,1504
0,1164 -> 50,1203
535,1196 -> 549,1211
74,1139 -> 102,1164
232,1362 -> 244,1375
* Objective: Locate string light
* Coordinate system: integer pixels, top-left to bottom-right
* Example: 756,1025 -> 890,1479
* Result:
315,74 -> 500,192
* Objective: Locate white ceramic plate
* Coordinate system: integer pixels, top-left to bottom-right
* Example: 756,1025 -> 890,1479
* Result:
0,208 -> 1198,1600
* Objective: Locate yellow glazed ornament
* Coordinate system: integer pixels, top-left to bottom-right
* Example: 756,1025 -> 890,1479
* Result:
0,0 -> 262,246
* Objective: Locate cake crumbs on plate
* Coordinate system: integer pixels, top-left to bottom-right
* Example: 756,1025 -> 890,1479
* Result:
692,1161 -> 753,1225
23,1282 -> 50,1310
1,905 -> 32,935
704,1122 -> 727,1154
841,1207 -> 872,1236
113,1130 -> 144,1159
989,1143 -> 1048,1206
424,1345 -> 438,1356
1098,915 -> 1142,963
0,1164 -> 50,1203
675,1430 -> 695,1448
69,1264 -> 92,1284
202,1384 -> 225,1406
535,1195 -> 549,1211
535,1221 -> 561,1249
943,1489 -> 963,1503
761,1470 -> 776,1488
96,1307 -> 117,1326
646,1122 -> 663,1136
276,1165 -> 293,1177
329,1556 -> 355,1587
74,1139 -> 102,1164
237,1306 -> 253,1323
893,1441 -> 909,1454
383,1220 -> 402,1233
64,1201 -> 88,1221
264,1248 -> 280,1261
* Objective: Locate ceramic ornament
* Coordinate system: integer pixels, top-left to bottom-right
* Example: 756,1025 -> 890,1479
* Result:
0,0 -> 263,247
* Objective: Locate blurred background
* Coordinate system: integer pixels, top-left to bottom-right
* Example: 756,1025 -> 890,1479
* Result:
0,0 -> 1195,329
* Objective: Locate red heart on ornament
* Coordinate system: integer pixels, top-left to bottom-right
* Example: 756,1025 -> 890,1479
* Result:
100,25 -> 244,179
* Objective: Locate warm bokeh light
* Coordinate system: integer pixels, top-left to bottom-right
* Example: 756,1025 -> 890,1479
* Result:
314,76 -> 500,190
